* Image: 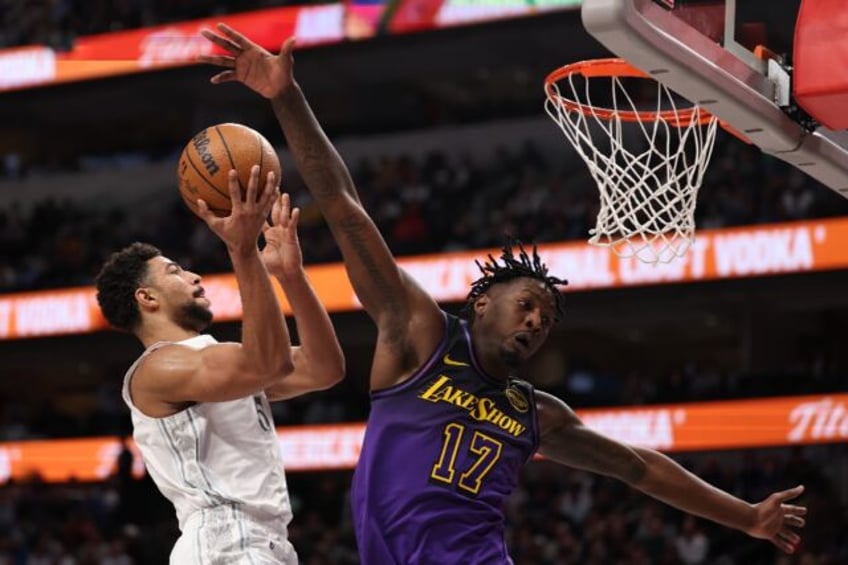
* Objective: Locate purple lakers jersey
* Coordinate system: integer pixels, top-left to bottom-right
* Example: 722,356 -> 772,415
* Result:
351,312 -> 539,564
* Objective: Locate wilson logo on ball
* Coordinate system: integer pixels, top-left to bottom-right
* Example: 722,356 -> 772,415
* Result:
192,129 -> 221,176
177,122 -> 282,218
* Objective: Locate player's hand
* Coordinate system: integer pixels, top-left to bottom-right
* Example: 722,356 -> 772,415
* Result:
745,485 -> 807,554
198,23 -> 295,99
261,192 -> 304,282
197,166 -> 278,256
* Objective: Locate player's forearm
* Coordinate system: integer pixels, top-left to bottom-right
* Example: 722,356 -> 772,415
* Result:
271,83 -> 360,216
277,270 -> 345,385
230,249 -> 294,380
633,446 -> 756,533
270,83 -> 407,320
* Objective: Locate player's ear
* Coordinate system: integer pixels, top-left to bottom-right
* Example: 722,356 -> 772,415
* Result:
135,287 -> 158,311
474,294 -> 490,317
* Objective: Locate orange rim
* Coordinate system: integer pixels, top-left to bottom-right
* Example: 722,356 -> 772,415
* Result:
545,58 -> 716,127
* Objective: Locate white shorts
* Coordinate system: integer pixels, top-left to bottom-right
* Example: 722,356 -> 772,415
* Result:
171,506 -> 298,565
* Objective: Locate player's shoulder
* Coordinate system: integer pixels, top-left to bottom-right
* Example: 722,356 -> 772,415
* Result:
132,344 -> 195,391
136,340 -> 233,381
442,310 -> 468,337
129,344 -> 203,416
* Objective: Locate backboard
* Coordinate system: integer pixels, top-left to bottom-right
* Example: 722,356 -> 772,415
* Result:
581,0 -> 848,196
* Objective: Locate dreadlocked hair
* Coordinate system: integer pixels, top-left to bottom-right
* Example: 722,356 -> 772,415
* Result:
461,236 -> 568,322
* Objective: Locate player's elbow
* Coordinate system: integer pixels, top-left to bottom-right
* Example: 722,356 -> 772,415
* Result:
312,356 -> 346,390
252,359 -> 293,389
244,349 -> 296,387
274,359 -> 297,382
303,342 -> 346,389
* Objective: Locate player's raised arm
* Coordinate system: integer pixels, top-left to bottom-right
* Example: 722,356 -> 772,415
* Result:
261,192 -> 345,400
181,166 -> 293,396
199,24 -> 444,388
98,166 -> 295,407
534,391 -> 807,555
270,77 -> 412,326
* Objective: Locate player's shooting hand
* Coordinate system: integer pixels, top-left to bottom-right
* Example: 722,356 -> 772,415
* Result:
746,485 -> 807,554
261,192 -> 304,282
198,23 -> 296,99
197,166 -> 278,256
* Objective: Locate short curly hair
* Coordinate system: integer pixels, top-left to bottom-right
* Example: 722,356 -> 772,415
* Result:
95,242 -> 161,332
462,236 -> 568,323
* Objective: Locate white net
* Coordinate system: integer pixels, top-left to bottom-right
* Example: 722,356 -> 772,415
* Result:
545,62 -> 719,264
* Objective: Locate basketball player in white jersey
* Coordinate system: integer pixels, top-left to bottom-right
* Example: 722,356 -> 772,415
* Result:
95,165 -> 345,564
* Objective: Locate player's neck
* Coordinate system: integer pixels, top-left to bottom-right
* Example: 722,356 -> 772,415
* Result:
469,330 -> 511,382
138,320 -> 200,349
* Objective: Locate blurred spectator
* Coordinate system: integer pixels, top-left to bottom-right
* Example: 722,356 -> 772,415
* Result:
676,516 -> 709,564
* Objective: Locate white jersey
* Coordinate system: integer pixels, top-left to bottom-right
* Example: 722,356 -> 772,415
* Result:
122,334 -> 297,564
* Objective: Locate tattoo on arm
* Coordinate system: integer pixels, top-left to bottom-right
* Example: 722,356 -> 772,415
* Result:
272,85 -> 411,344
271,92 -> 349,204
337,214 -> 405,341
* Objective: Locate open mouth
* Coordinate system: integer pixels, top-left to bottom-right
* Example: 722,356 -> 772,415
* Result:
513,333 -> 531,350
194,287 -> 206,299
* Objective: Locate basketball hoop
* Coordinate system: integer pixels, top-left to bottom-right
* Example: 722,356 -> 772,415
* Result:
544,58 -> 720,264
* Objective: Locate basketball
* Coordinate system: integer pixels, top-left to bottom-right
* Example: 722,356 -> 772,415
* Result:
177,123 -> 281,217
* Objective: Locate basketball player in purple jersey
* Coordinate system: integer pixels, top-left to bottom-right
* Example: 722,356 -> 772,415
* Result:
200,24 -> 808,563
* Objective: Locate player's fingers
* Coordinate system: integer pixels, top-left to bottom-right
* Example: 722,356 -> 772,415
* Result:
290,207 -> 300,230
280,36 -> 296,57
196,199 -> 214,222
781,504 -> 807,516
260,195 -> 275,221
196,54 -> 235,68
217,22 -> 251,50
200,29 -> 241,53
259,175 -> 278,214
772,537 -> 796,555
785,514 -> 806,528
280,192 -> 291,222
225,169 -> 243,205
244,165 -> 260,205
210,70 -> 237,84
264,171 -> 278,200
270,193 -> 283,225
778,529 -> 801,545
776,485 -> 804,502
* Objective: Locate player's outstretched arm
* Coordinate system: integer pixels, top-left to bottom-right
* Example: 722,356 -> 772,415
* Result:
199,24 -> 443,389
534,391 -> 807,555
134,166 -> 295,405
261,192 -> 345,400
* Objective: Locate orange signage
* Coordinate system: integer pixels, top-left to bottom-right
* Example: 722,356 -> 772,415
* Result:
579,394 -> 848,451
0,6 -> 343,92
1,394 -> 844,483
0,218 -> 846,340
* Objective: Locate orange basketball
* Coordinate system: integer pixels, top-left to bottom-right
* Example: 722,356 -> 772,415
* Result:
177,123 -> 281,217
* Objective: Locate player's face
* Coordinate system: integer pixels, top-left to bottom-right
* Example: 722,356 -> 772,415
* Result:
478,278 -> 556,367
145,256 -> 212,332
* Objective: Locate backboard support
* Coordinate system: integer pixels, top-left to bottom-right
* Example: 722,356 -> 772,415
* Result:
581,0 -> 848,196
